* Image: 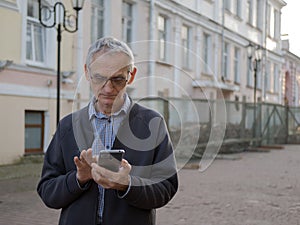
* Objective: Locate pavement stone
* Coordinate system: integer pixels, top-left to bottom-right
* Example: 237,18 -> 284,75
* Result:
0,145 -> 300,225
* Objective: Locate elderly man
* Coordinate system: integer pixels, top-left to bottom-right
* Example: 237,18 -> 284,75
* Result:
37,37 -> 178,225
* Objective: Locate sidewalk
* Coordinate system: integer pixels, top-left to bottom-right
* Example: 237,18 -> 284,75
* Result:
0,145 -> 299,225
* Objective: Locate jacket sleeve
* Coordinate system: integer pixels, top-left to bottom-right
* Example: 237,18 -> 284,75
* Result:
37,120 -> 90,209
119,116 -> 178,209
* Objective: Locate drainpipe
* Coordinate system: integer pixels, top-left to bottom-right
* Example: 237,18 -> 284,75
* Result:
148,0 -> 155,96
262,0 -> 268,101
76,9 -> 83,110
221,0 -> 225,81
174,16 -> 181,97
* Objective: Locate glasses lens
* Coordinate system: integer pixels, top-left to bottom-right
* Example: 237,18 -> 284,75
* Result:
90,75 -> 127,88
111,77 -> 127,87
91,75 -> 105,84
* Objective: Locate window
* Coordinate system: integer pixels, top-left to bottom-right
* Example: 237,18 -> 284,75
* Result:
247,0 -> 253,24
91,0 -> 105,43
267,3 -> 273,37
234,0 -> 241,17
26,0 -> 46,64
274,9 -> 280,39
25,111 -> 44,154
225,0 -> 231,11
247,57 -> 253,86
158,15 -> 167,61
122,1 -> 133,44
265,61 -> 271,91
274,64 -> 279,93
269,9 -> 275,38
257,67 -> 261,89
182,25 -> 191,68
234,47 -> 240,83
203,33 -> 212,73
223,42 -> 229,79
256,0 -> 262,29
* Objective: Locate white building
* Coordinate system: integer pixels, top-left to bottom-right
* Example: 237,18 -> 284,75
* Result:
0,0 -> 287,164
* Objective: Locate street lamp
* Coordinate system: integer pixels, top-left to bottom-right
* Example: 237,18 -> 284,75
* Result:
247,43 -> 263,145
38,0 -> 85,126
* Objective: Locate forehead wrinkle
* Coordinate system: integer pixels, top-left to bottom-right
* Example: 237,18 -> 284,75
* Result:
89,51 -> 131,77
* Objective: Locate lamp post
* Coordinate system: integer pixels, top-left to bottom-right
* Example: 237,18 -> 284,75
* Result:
38,0 -> 85,126
247,43 -> 262,146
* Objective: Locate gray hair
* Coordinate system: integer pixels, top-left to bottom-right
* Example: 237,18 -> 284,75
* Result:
85,36 -> 134,71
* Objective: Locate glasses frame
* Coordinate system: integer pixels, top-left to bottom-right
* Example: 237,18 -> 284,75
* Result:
89,72 -> 130,90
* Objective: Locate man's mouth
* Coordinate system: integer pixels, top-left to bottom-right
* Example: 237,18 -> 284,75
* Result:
98,94 -> 116,99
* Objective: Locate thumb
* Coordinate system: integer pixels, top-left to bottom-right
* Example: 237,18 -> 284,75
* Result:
120,159 -> 131,172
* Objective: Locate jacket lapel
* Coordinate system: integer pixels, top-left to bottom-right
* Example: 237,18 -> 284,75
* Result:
73,106 -> 94,151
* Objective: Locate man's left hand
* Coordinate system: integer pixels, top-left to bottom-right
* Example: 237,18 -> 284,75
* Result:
91,159 -> 131,191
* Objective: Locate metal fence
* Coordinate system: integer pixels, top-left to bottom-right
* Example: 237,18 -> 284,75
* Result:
134,97 -> 300,157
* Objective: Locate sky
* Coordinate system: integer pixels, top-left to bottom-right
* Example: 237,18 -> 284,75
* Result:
281,0 -> 300,56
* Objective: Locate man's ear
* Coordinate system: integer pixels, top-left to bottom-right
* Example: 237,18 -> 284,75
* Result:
84,64 -> 90,81
127,67 -> 137,84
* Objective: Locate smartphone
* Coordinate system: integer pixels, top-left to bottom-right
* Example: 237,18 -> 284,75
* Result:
97,149 -> 125,172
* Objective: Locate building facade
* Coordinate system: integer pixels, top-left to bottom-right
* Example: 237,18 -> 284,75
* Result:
281,40 -> 300,107
0,0 -> 289,164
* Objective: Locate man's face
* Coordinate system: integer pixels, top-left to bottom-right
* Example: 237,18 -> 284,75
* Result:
86,51 -> 132,114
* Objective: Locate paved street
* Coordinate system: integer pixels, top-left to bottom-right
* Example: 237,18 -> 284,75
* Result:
0,145 -> 300,225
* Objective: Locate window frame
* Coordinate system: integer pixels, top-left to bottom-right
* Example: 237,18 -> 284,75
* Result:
25,0 -> 47,67
91,0 -> 105,43
273,63 -> 279,93
265,61 -> 271,91
234,46 -> 241,83
274,9 -> 280,40
225,0 -> 231,11
158,14 -> 168,61
181,24 -> 192,69
223,42 -> 230,79
247,0 -> 253,25
234,0 -> 241,17
122,1 -> 134,45
247,57 -> 253,86
203,32 -> 212,74
25,110 -> 45,154
21,0 -> 55,68
256,0 -> 263,29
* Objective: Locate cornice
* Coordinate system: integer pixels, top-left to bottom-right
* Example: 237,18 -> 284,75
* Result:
0,0 -> 19,12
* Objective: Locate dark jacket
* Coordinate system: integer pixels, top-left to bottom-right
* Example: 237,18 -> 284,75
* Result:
37,102 -> 178,225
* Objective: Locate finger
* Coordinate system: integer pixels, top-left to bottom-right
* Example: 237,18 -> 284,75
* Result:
92,155 -> 99,164
87,148 -> 97,164
91,166 -> 113,188
87,148 -> 93,155
91,163 -> 112,178
120,159 -> 131,172
79,150 -> 86,161
82,149 -> 93,165
74,156 -> 83,167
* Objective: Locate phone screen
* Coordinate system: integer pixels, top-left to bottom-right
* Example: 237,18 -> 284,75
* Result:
97,149 -> 125,172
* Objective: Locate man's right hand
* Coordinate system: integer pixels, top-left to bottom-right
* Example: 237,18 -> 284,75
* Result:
74,148 -> 95,186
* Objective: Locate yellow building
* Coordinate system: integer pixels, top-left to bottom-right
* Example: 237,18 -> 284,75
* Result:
0,0 -> 82,164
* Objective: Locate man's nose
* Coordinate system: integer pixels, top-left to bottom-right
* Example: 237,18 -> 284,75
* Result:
101,79 -> 114,90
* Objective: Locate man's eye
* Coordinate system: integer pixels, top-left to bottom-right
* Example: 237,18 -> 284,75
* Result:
112,77 -> 125,81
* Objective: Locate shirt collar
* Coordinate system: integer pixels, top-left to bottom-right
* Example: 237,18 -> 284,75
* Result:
88,93 -> 131,120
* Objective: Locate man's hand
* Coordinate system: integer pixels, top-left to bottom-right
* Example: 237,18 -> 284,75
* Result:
91,159 -> 131,191
74,148 -> 95,186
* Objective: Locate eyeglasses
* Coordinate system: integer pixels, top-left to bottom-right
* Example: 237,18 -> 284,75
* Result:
90,75 -> 128,89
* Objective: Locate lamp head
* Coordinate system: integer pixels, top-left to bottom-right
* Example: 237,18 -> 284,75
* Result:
255,46 -> 263,61
247,43 -> 254,59
71,0 -> 85,11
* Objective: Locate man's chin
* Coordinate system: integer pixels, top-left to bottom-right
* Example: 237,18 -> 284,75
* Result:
97,99 -> 120,111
